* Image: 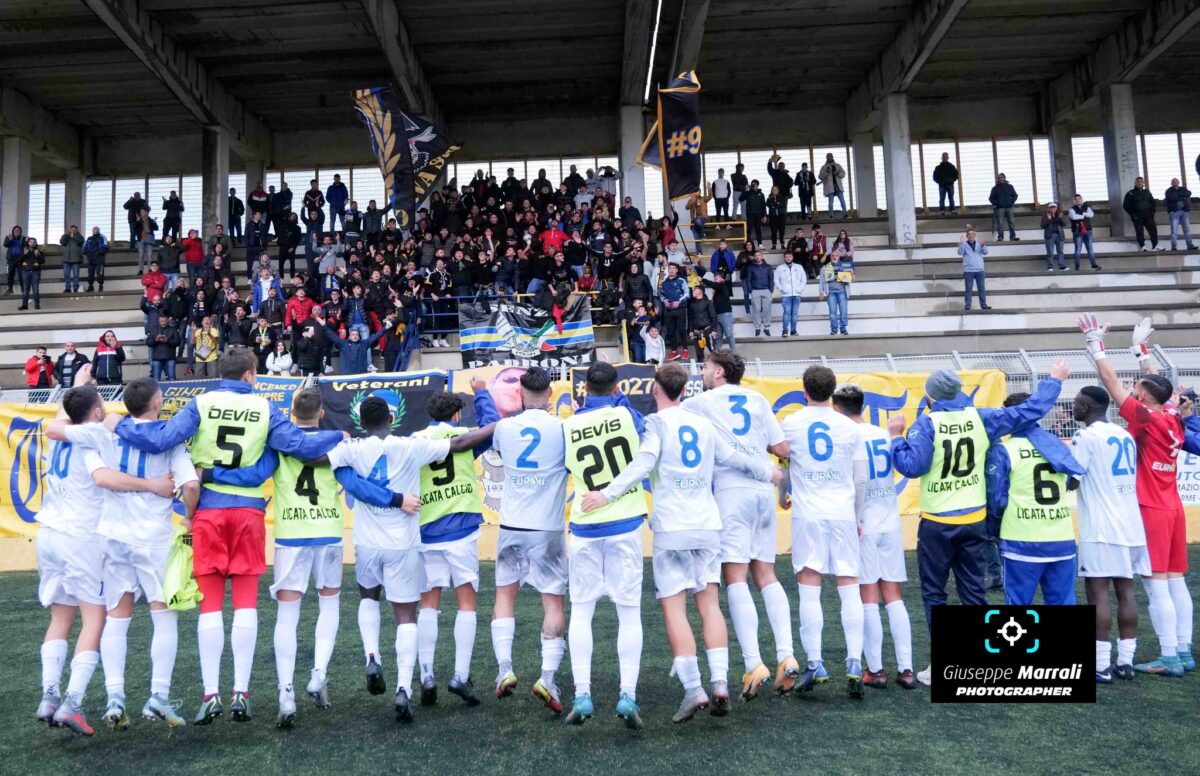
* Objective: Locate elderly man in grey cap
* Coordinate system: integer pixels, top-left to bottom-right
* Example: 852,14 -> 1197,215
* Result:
886,359 -> 1070,685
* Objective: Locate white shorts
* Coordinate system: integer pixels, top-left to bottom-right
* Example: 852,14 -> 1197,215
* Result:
37,526 -> 105,607
858,529 -> 907,584
1077,542 -> 1152,579
791,519 -> 860,577
103,539 -> 171,609
718,488 -> 777,564
355,545 -> 423,604
495,528 -> 567,595
420,531 -> 480,592
568,530 -> 644,606
271,543 -> 344,599
652,546 -> 720,599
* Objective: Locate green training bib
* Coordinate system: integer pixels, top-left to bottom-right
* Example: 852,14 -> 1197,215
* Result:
920,407 -> 989,516
190,392 -> 271,499
416,425 -> 482,525
999,437 -> 1074,543
563,406 -> 645,525
272,453 -> 343,541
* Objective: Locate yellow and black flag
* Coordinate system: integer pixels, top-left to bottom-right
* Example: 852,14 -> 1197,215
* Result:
637,71 -> 702,200
353,86 -> 460,229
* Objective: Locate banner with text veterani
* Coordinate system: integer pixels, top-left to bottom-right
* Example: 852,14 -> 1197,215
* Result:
8,367 -> 1200,564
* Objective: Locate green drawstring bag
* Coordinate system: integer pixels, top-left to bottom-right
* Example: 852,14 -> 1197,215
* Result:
164,526 -> 202,611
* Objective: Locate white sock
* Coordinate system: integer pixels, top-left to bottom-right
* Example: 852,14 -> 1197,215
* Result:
358,598 -> 381,663
761,582 -> 794,661
674,655 -> 701,691
99,616 -> 130,696
862,603 -> 883,672
798,584 -> 823,664
231,608 -> 258,693
396,623 -> 418,693
616,604 -> 642,699
1117,638 -> 1137,666
568,598 -> 596,696
41,639 -> 68,694
839,584 -> 865,662
885,600 -> 914,672
149,609 -> 178,697
491,617 -> 515,673
314,593 -> 340,674
1143,578 -> 1178,656
274,599 -> 301,691
454,611 -> 477,682
1168,577 -> 1193,652
1096,640 -> 1112,672
726,582 -> 762,670
541,635 -> 565,684
65,650 -> 99,701
706,647 -> 729,684
197,611 -> 225,696
417,608 -> 439,681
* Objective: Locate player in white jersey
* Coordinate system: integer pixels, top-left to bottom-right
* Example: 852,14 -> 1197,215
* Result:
831,385 -> 915,691
45,377 -> 201,730
489,368 -> 570,712
1070,386 -> 1150,682
780,366 -> 866,699
582,364 -> 781,723
35,385 -> 177,736
322,396 -> 495,723
683,351 -> 795,699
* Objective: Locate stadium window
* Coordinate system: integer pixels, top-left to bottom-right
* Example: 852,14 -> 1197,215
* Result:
317,168 -> 349,202
179,176 -> 202,233
738,149 -> 773,190
873,145 -> 886,211
703,150 -> 739,190
27,183 -> 46,245
1182,132 -> 1200,187
456,161 -> 487,187
285,169 -> 317,192
265,170 -> 282,196
351,166 -> 385,210
85,178 -> 114,237
1031,138 -> 1052,205
492,161 -> 527,185
113,177 -> 145,240
1142,133 -> 1182,191
46,181 -> 65,241
229,173 -> 247,204
1071,136 -> 1107,203
146,175 -> 178,222
957,141 -> 994,207
642,165 -> 665,221
995,139 -> 1033,207
561,157 -> 596,188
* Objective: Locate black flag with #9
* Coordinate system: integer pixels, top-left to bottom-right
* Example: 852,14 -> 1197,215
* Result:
638,71 -> 702,201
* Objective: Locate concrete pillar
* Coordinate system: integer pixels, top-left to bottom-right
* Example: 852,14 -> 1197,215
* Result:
1,136 -> 31,237
64,169 -> 85,232
243,157 -> 266,196
851,131 -> 877,218
1048,121 -> 1075,208
618,104 -> 646,219
1100,83 -> 1138,240
880,93 -> 918,248
201,125 -> 230,238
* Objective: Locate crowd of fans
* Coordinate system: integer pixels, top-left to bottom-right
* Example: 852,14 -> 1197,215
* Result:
6,153 -> 1199,384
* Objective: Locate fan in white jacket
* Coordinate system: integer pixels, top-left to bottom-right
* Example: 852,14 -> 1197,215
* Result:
774,256 -> 808,337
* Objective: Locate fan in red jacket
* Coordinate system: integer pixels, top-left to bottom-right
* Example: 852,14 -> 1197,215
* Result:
24,346 -> 54,387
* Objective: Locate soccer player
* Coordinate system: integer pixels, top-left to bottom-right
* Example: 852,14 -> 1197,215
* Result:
44,377 -> 200,730
781,366 -> 867,698
322,396 -> 495,723
1070,386 -> 1150,682
205,387 -> 419,726
888,360 -> 1068,685
984,392 -> 1085,605
1079,314 -> 1193,676
683,351 -> 795,699
103,349 -> 346,723
581,363 -> 780,722
831,384 -> 916,690
490,368 -> 570,713
413,379 -> 499,708
36,385 -> 177,736
561,361 -> 647,728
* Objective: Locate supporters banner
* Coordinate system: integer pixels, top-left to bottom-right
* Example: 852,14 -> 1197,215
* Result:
353,86 -> 460,230
317,371 -> 449,438
254,375 -> 307,418
569,362 -> 702,417
156,376 -> 305,420
458,298 -> 595,369
638,71 -> 702,201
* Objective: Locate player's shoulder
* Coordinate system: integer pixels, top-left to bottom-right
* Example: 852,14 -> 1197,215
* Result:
857,422 -> 888,443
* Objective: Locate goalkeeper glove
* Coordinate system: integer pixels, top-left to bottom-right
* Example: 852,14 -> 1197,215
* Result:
1078,313 -> 1109,361
1131,317 -> 1154,362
